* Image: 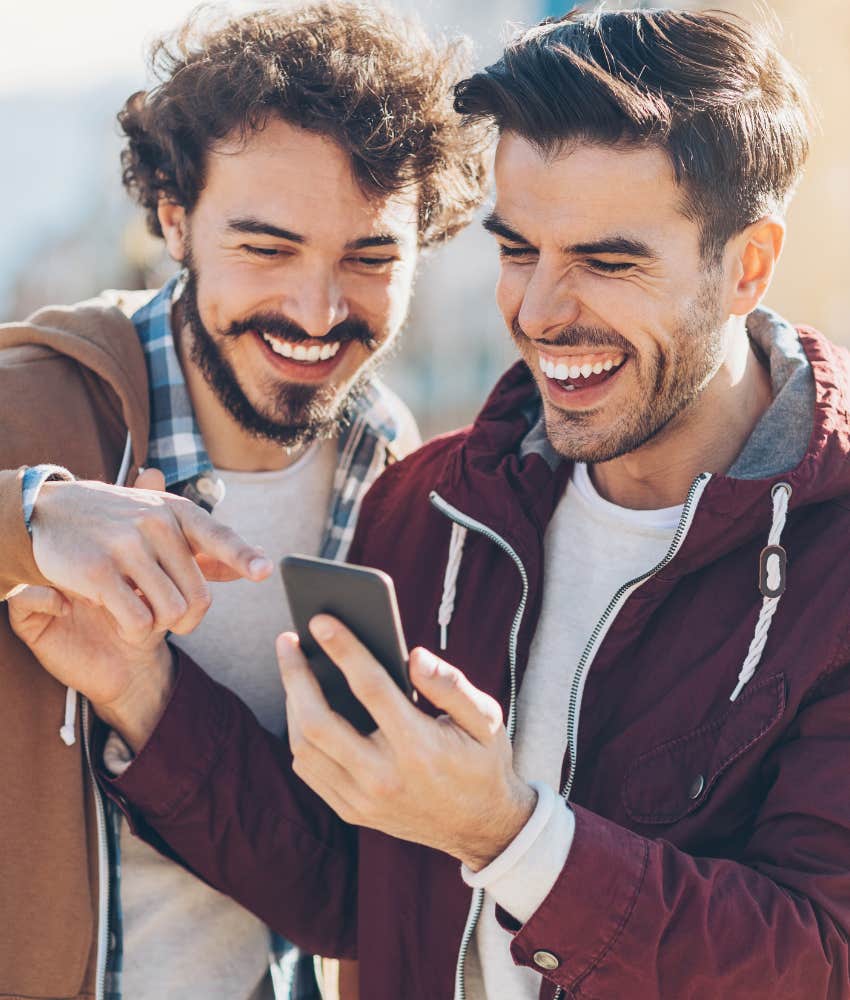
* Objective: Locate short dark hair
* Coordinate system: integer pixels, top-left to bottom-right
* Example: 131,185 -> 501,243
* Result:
119,2 -> 490,247
454,8 -> 813,258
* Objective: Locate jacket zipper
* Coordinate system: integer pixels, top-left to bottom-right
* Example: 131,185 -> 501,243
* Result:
550,471 -> 711,1000
81,696 -> 110,1000
74,432 -> 130,1000
428,491 -> 530,1000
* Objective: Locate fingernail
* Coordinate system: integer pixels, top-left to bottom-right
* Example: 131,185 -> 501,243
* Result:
415,648 -> 439,677
310,615 -> 335,641
249,556 -> 273,577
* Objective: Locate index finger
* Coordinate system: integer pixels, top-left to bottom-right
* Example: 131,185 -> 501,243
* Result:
308,614 -> 419,743
171,502 -> 273,582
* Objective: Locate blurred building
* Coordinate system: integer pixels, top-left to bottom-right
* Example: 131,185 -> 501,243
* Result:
1,0 -> 848,437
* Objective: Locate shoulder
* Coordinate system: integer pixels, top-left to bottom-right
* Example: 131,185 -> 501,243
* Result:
355,427 -> 469,535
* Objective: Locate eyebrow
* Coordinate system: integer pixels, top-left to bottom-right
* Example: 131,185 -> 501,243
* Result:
226,217 -> 403,251
482,212 -> 531,245
567,237 -> 658,260
483,212 -> 659,260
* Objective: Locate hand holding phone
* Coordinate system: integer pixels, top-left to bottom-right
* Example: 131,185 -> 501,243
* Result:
280,554 -> 414,733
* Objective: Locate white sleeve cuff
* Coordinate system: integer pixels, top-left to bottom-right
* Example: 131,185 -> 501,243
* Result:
103,729 -> 135,776
461,781 -> 575,925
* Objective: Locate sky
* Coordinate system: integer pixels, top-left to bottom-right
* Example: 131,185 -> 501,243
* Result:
0,0 -> 267,95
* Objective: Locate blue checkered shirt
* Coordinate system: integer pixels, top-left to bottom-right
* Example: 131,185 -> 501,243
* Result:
22,274 -> 418,1000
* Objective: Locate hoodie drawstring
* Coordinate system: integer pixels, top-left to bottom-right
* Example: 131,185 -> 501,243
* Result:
730,482 -> 792,702
438,523 -> 468,651
60,431 -> 134,747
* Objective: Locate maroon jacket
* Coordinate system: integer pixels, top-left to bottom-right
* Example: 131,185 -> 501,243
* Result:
106,324 -> 850,999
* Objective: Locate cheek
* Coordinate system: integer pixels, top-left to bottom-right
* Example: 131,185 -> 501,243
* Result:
495,266 -> 525,323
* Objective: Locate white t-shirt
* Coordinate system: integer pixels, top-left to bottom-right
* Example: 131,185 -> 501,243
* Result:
120,438 -> 337,1000
464,462 -> 683,1000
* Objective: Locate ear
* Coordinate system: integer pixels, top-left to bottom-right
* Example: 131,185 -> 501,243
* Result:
157,201 -> 188,263
728,216 -> 785,316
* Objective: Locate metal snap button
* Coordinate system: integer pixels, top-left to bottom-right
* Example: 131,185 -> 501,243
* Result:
688,774 -> 705,800
533,950 -> 561,971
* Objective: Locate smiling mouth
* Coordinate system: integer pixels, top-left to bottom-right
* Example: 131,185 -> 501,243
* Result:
260,332 -> 342,365
537,350 -> 627,391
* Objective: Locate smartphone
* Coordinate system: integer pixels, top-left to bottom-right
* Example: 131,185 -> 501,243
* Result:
280,554 -> 413,734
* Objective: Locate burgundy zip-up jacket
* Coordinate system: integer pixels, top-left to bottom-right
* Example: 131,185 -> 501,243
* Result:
104,324 -> 850,999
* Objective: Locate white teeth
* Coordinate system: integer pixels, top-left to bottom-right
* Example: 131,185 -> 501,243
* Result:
545,360 -> 556,378
603,359 -> 613,371
552,363 -> 566,380
592,362 -> 604,374
568,365 -> 581,379
263,334 -> 342,364
580,364 -> 592,378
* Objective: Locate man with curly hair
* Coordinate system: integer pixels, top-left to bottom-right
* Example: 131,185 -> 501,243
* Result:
0,5 -> 488,1000
11,7 -> 850,1000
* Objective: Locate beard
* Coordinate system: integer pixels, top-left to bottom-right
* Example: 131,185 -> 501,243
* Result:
518,271 -> 728,464
179,256 -> 387,450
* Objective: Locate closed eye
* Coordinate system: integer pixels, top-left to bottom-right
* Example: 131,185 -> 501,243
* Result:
243,245 -> 286,258
498,245 -> 537,260
586,259 -> 634,273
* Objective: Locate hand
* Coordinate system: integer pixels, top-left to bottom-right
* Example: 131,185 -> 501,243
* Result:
7,585 -> 175,750
30,467 -> 273,643
276,617 -> 537,871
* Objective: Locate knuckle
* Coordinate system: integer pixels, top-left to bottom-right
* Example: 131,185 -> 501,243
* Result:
85,553 -> 115,583
299,716 -> 326,745
355,674 -> 385,705
366,770 -> 401,801
190,588 -> 213,614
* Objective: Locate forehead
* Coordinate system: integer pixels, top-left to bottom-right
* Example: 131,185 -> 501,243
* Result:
493,132 -> 697,249
200,116 -> 419,242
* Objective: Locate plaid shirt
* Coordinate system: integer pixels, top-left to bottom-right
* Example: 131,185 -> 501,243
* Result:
23,274 -> 417,1000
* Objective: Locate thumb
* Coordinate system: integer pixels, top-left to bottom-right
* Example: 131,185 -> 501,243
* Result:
8,584 -> 69,620
409,648 -> 504,743
134,467 -> 166,492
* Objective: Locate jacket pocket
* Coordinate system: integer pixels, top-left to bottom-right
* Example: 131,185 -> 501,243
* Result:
622,672 -> 786,825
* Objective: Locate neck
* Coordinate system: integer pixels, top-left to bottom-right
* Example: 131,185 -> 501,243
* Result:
589,323 -> 774,510
176,321 -> 306,473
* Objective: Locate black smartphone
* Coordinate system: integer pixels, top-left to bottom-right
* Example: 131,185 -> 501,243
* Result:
280,554 -> 413,734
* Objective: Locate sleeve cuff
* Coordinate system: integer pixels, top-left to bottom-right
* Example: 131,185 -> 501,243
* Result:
461,782 -> 575,925
22,464 -> 74,535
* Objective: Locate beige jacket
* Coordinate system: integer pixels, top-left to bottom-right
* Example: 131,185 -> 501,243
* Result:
0,292 -> 153,1000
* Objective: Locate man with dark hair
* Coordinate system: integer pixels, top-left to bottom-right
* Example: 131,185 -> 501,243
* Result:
11,7 -> 850,1000
0,5 -> 488,1000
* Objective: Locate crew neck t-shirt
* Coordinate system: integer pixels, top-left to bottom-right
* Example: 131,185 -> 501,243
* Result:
120,438 -> 337,1000
465,462 -> 684,1000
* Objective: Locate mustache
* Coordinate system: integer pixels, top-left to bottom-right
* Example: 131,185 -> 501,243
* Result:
226,312 -> 379,350
511,317 -> 633,356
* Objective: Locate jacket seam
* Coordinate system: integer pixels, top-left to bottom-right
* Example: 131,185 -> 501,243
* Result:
568,838 -> 651,993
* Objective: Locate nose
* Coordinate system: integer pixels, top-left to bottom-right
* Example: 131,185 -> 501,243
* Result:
516,261 -> 581,342
284,271 -> 349,338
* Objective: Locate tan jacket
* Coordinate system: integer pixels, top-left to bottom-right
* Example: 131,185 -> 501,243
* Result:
0,292 -> 151,999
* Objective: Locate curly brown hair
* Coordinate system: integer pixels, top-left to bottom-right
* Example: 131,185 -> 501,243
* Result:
119,2 -> 491,247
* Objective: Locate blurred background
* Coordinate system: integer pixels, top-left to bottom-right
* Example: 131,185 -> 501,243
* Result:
2,0 -> 848,437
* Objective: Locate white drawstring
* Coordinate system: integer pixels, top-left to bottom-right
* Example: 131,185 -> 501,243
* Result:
60,431 -> 134,746
730,483 -> 792,701
438,523 -> 469,651
59,686 -> 78,746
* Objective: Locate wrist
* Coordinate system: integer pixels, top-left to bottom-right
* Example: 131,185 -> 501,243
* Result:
458,780 -> 538,872
94,642 -> 177,753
